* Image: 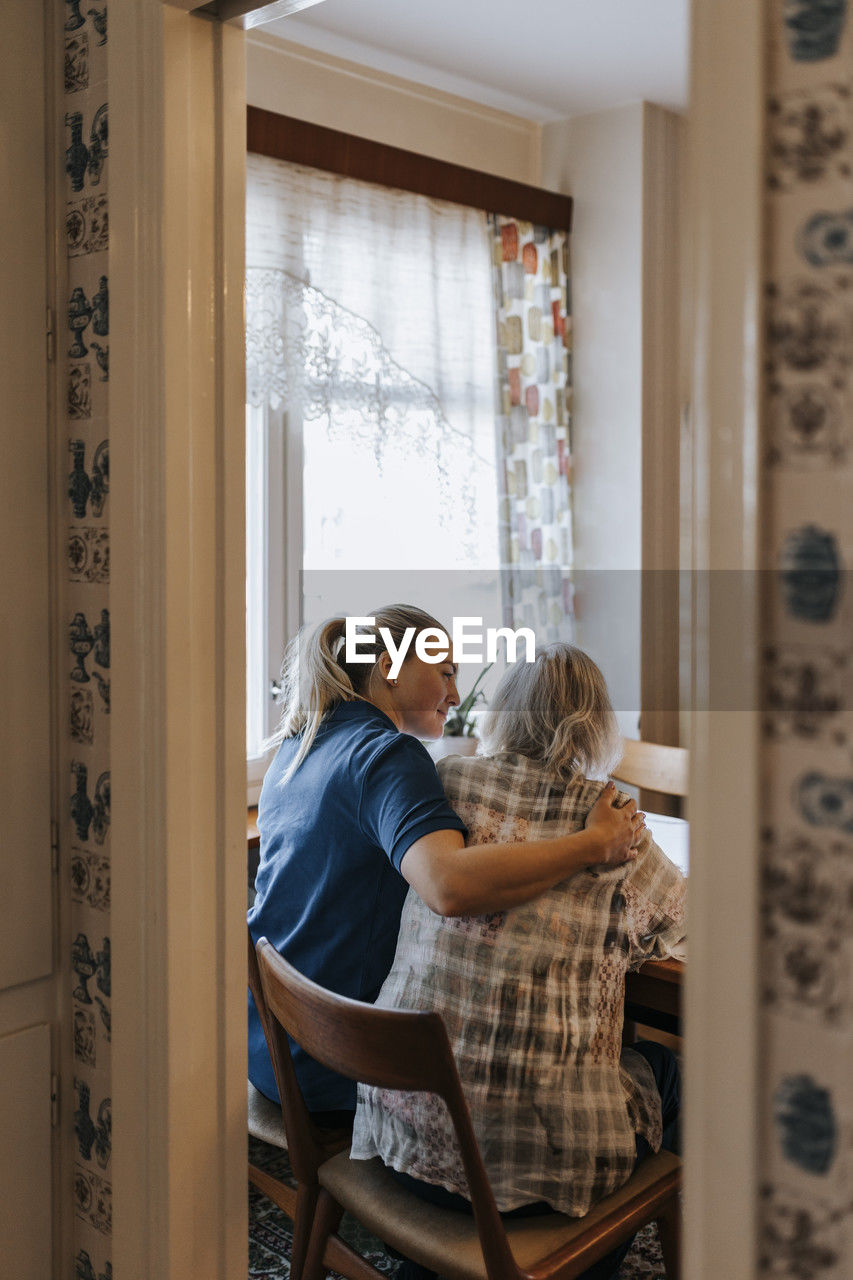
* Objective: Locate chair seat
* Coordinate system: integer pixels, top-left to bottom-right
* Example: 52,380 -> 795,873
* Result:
318,1150 -> 681,1280
248,1080 -> 288,1149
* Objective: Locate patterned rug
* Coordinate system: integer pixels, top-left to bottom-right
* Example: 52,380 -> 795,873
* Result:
248,1137 -> 667,1280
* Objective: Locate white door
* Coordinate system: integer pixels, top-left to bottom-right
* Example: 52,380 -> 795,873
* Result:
0,3 -> 57,1276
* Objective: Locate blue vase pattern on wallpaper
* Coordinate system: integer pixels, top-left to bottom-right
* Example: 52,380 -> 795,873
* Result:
89,8 -> 107,47
68,440 -> 109,519
89,341 -> 109,381
91,772 -> 110,844
75,1251 -> 112,1280
69,611 -> 95,682
69,441 -> 93,518
96,996 -> 110,1042
68,286 -> 93,358
70,762 -> 95,841
91,670 -> 110,714
71,849 -> 110,913
93,608 -> 109,666
783,0 -> 848,61
96,937 -> 110,997
797,208 -> 853,264
70,688 -> 94,744
71,933 -> 97,1004
773,1074 -> 837,1174
74,1077 -> 111,1168
65,112 -> 89,191
65,0 -> 86,32
778,524 -> 841,621
63,5 -> 111,1274
91,276 -> 108,335
66,32 -> 89,94
74,1078 -> 97,1161
65,103 -> 108,192
795,770 -> 853,830
87,106 -> 108,186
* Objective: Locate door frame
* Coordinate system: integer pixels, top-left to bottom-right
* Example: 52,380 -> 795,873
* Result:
683,1 -> 764,1277
110,6 -> 248,1277
106,2 -> 764,1277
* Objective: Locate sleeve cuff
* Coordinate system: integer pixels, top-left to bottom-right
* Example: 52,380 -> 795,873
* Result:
390,815 -> 467,872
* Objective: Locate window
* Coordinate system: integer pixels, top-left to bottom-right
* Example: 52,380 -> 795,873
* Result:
245,154 -> 503,794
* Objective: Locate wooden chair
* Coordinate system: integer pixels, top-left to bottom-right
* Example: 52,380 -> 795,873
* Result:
612,739 -> 688,815
256,936 -> 682,1280
611,738 -> 688,798
247,928 -> 301,1239
247,928 -> 349,1280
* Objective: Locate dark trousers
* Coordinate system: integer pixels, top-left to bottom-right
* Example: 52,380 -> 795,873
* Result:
392,1041 -> 681,1280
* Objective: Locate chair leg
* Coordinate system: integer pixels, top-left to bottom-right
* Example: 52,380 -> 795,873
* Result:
656,1195 -> 681,1280
290,1182 -> 321,1280
302,1187 -> 345,1280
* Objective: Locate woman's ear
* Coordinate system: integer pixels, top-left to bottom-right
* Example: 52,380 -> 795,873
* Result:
377,650 -> 393,681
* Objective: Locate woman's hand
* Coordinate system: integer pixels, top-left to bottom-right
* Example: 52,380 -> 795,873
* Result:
584,782 -> 645,868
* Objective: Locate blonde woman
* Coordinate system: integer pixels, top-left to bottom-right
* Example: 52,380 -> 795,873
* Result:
352,644 -> 686,1280
248,609 -> 645,1123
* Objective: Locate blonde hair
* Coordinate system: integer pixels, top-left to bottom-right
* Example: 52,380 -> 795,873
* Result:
479,643 -> 622,781
271,604 -> 447,784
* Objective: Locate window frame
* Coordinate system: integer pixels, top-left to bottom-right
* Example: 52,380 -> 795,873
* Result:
246,399 -> 304,802
245,108 -> 574,796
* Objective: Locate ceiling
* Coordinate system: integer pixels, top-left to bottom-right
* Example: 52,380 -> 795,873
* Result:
259,0 -> 690,123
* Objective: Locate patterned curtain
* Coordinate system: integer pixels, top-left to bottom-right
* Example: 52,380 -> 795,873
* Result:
489,215 -> 574,642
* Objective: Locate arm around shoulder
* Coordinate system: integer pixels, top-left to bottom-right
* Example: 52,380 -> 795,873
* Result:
400,819 -> 629,917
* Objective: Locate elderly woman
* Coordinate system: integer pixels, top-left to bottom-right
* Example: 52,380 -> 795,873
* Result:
351,644 -> 685,1278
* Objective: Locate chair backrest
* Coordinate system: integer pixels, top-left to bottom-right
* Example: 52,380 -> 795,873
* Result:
250,927 -> 339,1185
611,739 -> 688,800
256,937 -> 520,1280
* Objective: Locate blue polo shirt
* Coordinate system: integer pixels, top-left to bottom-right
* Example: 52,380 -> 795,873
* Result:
248,699 -> 466,1110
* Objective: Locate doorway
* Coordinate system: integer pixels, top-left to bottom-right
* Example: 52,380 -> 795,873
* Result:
106,3 -> 764,1278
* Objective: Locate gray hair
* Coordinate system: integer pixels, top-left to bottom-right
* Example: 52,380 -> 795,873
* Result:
271,604 -> 447,784
479,643 -> 622,781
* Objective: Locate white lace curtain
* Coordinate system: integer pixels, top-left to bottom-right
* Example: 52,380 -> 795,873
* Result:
245,154 -> 501,560
245,153 -> 495,415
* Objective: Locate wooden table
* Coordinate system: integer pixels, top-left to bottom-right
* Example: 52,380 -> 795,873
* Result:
624,811 -> 686,1036
624,957 -> 683,1037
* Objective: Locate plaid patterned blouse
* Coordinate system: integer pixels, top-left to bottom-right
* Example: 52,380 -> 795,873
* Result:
350,752 -> 687,1217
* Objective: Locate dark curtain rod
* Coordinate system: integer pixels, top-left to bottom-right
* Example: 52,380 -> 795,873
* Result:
247,105 -> 573,232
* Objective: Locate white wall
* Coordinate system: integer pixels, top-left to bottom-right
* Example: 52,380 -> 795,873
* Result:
246,30 -> 540,181
541,104 -> 646,732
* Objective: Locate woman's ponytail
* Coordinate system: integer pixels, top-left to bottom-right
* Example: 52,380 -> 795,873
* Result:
270,616 -> 356,783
